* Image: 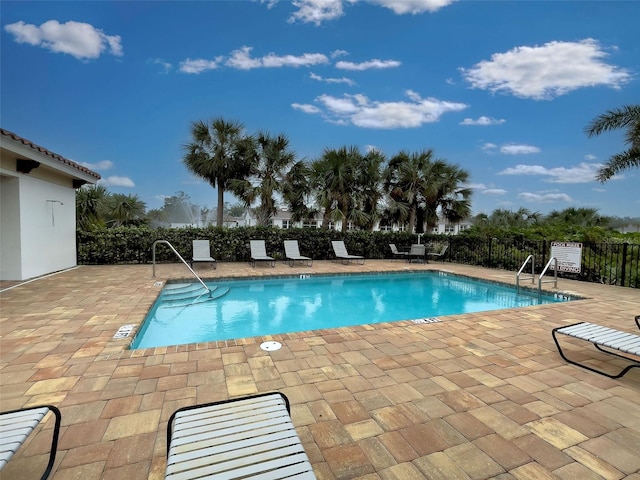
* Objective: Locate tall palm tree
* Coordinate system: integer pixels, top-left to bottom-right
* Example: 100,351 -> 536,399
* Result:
282,160 -> 316,223
384,150 -> 472,233
311,146 -> 364,232
229,132 -> 296,226
183,118 -> 255,227
383,150 -> 436,233
585,104 -> 640,182
433,163 -> 472,228
354,149 -> 385,231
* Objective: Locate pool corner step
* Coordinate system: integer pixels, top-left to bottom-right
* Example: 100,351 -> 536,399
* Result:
161,287 -> 230,308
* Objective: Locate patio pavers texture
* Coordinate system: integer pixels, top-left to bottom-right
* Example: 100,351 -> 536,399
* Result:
0,260 -> 639,480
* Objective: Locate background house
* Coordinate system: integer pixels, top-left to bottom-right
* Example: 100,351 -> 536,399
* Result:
245,208 -> 471,234
1,129 -> 100,281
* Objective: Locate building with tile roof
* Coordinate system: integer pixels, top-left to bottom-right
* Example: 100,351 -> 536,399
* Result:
1,129 -> 100,280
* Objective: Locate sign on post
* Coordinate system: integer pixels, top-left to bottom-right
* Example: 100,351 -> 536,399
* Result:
550,242 -> 582,273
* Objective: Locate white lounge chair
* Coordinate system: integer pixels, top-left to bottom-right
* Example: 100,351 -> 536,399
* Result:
552,321 -> 640,378
427,244 -> 448,263
0,405 -> 61,480
389,243 -> 409,261
191,240 -> 216,269
331,240 -> 365,265
166,392 -> 316,479
250,240 -> 275,268
284,240 -> 312,267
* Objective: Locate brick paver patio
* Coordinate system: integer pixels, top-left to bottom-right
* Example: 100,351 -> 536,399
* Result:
1,260 -> 638,479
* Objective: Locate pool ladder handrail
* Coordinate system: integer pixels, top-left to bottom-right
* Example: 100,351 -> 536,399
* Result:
538,256 -> 558,299
516,255 -> 535,294
152,240 -> 211,294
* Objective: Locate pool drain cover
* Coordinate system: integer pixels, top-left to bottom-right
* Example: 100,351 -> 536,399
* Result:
260,341 -> 282,351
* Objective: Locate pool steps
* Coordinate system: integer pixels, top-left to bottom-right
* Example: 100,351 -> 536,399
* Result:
161,283 -> 230,307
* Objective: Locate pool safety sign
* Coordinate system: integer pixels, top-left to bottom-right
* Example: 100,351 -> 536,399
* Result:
550,242 -> 582,273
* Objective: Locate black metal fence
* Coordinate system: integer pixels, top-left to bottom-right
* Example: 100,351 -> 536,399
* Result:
445,237 -> 639,289
76,228 -> 639,289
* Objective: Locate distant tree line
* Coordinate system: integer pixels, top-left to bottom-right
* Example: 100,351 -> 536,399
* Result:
77,103 -> 639,238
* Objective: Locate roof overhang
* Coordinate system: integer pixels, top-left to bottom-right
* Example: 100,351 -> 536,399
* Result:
1,129 -> 101,185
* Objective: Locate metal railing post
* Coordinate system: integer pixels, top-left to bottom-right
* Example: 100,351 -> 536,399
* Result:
152,240 -> 210,293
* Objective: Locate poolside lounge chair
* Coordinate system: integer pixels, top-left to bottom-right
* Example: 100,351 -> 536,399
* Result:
166,392 -> 316,479
427,244 -> 448,263
284,240 -> 312,267
0,405 -> 61,480
389,243 -> 409,261
250,240 -> 275,268
191,240 -> 216,269
552,321 -> 640,378
331,240 -> 365,265
408,244 -> 426,263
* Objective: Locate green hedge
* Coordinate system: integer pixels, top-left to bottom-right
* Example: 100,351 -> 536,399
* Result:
76,226 -> 426,264
76,226 -> 638,288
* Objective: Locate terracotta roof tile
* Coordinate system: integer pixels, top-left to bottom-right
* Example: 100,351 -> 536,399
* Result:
1,128 -> 101,180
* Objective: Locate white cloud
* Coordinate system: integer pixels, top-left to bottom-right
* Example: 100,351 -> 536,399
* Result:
179,58 -> 223,74
461,39 -> 631,99
296,90 -> 467,128
226,46 -> 328,70
518,191 -> 572,203
288,0 -> 346,25
370,0 -> 456,14
482,188 -> 508,195
460,116 -> 506,126
498,162 -> 602,183
335,59 -> 401,70
292,103 -> 322,114
100,176 -> 135,187
81,160 -> 113,171
500,144 -> 540,155
149,58 -> 172,73
310,72 -> 356,86
481,143 -> 497,152
331,49 -> 349,58
584,154 -> 597,161
4,20 -> 122,60
285,0 -> 454,24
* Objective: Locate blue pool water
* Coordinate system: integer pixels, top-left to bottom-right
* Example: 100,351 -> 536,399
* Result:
131,272 -> 568,349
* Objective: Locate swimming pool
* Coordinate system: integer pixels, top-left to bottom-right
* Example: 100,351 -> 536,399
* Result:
130,271 -> 570,349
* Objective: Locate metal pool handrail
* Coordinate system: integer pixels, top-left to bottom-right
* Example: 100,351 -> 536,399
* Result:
152,240 -> 211,293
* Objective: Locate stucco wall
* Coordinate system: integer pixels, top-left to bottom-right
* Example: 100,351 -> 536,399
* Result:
0,176 -> 21,279
17,175 -> 77,280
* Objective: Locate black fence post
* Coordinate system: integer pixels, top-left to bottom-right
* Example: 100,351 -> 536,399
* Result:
620,242 -> 628,287
488,238 -> 494,268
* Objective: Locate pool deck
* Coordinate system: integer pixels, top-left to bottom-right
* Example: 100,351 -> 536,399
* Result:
1,260 -> 639,480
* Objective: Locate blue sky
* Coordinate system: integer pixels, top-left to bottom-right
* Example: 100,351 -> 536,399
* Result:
2,1 -> 639,218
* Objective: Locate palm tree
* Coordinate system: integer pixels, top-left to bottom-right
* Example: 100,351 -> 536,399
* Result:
546,207 -> 609,228
107,193 -> 147,227
311,146 -> 365,232
282,160 -> 316,223
183,118 -> 255,227
384,150 -> 472,233
229,132 -> 296,226
383,150 -> 425,233
354,149 -> 385,231
585,104 -> 640,182
76,184 -> 110,230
